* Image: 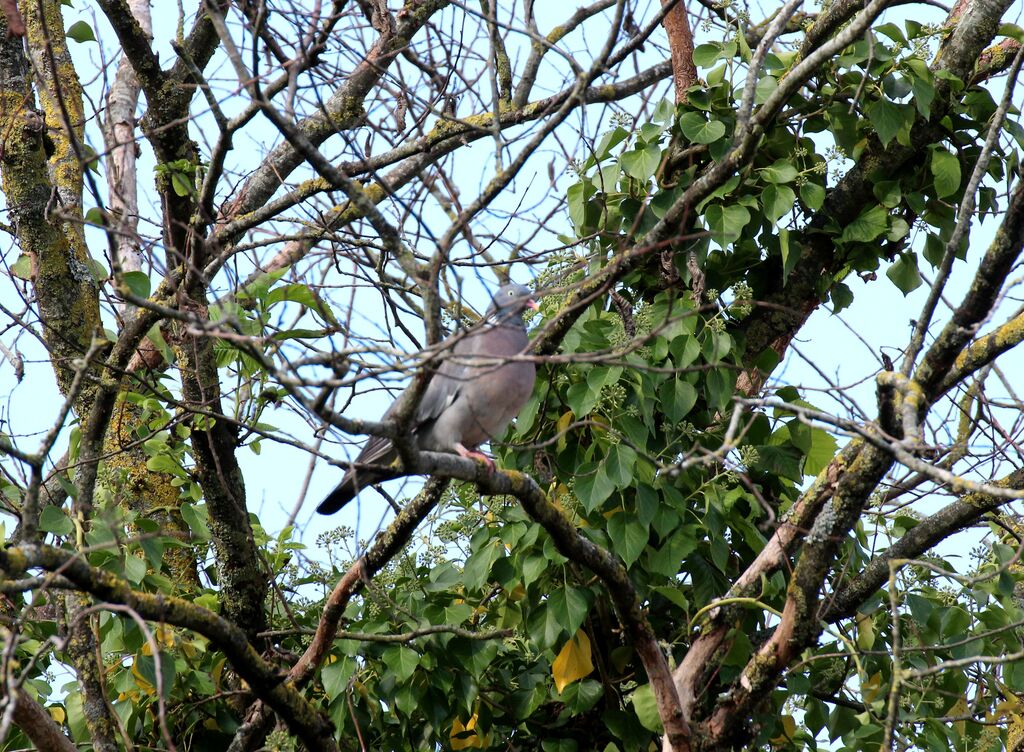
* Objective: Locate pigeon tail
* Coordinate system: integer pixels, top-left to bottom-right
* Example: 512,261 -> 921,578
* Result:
316,467 -> 396,514
316,482 -> 358,515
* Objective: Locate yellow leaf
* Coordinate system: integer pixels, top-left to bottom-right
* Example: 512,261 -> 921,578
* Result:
131,660 -> 155,696
450,713 -> 487,749
179,638 -> 199,660
855,612 -> 875,650
860,671 -> 883,705
211,656 -> 226,691
769,714 -> 797,746
552,629 -> 594,694
556,411 -> 574,451
47,706 -> 66,724
948,696 -> 968,737
155,624 -> 175,649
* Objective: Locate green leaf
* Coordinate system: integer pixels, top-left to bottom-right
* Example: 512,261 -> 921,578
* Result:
631,684 -> 663,732
923,232 -> 945,267
267,283 -> 339,325
576,465 -> 616,511
638,122 -> 666,144
669,335 -> 700,368
840,204 -> 888,243
762,184 -> 795,223
605,444 -> 638,488
876,22 -> 907,45
999,22 -> 1024,42
180,503 -> 211,541
88,259 -> 109,282
322,656 -> 356,701
272,328 -> 328,341
800,182 -> 825,211
698,175 -> 740,211
779,227 -> 801,284
547,587 -> 591,639
528,602 -> 564,649
692,43 -> 721,67
652,98 -> 674,123
540,739 -> 578,752
737,27 -> 752,62
11,254 -> 32,280
872,180 -> 901,208
463,538 -> 504,591
566,380 -> 599,418
121,271 -> 151,299
886,252 -> 923,294
382,646 -> 419,683
566,179 -> 596,231
830,282 -> 853,313
66,20 -> 96,43
237,267 -> 289,303
702,329 -> 731,362
39,505 -> 73,536
620,143 -> 662,181
753,445 -> 803,482
133,650 -> 175,699
678,112 -> 726,144
934,69 -> 964,91
123,555 -> 147,584
754,75 -> 777,105
659,379 -> 697,421
704,368 -> 735,412
587,365 -> 623,395
904,57 -> 934,116
759,160 -> 798,184
704,203 -> 750,247
888,217 -> 910,241
607,513 -> 647,567
635,484 -> 659,527
140,536 -> 164,570
648,530 -> 698,576
1006,659 -> 1024,692
170,171 -> 193,197
867,99 -> 904,147
145,454 -> 180,474
803,428 -> 839,476
931,148 -> 961,198
267,283 -> 316,308
591,126 -> 630,163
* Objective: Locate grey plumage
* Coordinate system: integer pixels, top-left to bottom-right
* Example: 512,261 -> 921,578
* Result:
317,284 -> 538,514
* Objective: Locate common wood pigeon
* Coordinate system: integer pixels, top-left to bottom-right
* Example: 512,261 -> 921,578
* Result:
317,283 -> 539,514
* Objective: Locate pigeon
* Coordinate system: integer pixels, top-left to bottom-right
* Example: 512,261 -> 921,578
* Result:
317,283 -> 539,514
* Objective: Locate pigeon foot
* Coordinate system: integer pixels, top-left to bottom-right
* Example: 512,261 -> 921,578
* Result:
455,443 -> 495,470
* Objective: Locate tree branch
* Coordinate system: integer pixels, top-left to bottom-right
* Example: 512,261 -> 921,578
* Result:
9,688 -> 77,752
0,544 -> 340,752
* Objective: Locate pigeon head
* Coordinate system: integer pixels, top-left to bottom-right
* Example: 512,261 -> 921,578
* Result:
486,283 -> 539,322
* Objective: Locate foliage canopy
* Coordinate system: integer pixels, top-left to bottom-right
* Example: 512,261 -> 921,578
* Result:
3,1 -> 1024,751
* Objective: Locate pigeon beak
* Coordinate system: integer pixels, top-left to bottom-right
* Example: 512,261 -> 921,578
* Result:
526,298 -> 540,310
